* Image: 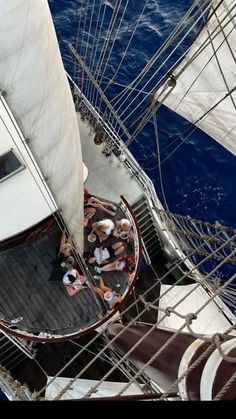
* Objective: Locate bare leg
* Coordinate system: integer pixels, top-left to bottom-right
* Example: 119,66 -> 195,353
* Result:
114,246 -> 124,256
78,275 -> 87,284
112,242 -> 123,250
99,278 -> 111,293
99,261 -> 118,272
59,232 -> 67,252
84,208 -> 96,227
95,199 -> 116,211
112,242 -> 124,256
92,203 -> 115,216
91,286 -> 104,299
66,285 -> 81,296
84,207 -> 96,217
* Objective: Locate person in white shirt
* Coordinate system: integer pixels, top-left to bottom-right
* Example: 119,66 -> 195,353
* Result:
91,219 -> 115,242
113,218 -> 133,240
62,268 -> 87,296
86,242 -> 124,265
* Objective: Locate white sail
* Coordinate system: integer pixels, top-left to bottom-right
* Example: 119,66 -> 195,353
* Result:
156,0 -> 236,155
158,284 -> 236,335
0,0 -> 84,249
45,377 -> 144,399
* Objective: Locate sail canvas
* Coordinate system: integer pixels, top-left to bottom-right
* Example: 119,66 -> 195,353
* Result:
155,0 -> 236,155
0,0 -> 84,250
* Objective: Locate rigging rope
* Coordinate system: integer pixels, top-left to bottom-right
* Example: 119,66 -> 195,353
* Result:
111,0 -> 211,113
153,112 -> 169,211
117,1 -> 220,131
105,0 -> 150,95
50,234 -> 236,399
114,0 -> 230,144
84,1 -> 105,99
36,226 -> 227,397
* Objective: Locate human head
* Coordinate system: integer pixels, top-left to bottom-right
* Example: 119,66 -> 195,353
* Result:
67,273 -> 76,284
64,255 -> 76,269
98,220 -> 111,232
120,219 -> 131,232
126,256 -> 135,271
62,243 -> 73,257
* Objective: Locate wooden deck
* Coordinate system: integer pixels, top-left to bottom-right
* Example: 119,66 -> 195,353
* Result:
0,202 -> 132,336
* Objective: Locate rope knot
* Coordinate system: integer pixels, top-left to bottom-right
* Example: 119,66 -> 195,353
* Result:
139,295 -> 150,310
185,313 -> 197,324
211,333 -> 224,347
165,307 -> 172,316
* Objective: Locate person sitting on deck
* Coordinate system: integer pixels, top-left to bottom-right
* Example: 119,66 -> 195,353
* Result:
84,188 -> 117,226
113,218 -> 134,241
62,268 -> 88,296
91,277 -> 122,310
94,254 -> 135,275
90,219 -> 115,242
84,242 -> 124,266
48,233 -> 75,281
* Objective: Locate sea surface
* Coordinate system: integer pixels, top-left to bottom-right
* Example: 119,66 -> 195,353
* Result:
49,0 -> 236,230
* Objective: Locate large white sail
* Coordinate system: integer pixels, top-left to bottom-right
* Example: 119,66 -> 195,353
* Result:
0,0 -> 84,249
156,0 -> 236,155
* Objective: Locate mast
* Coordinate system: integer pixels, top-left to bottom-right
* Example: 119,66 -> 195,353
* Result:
107,323 -> 236,400
0,0 -> 84,250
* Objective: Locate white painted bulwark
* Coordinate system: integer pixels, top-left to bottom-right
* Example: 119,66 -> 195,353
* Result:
200,338 -> 236,400
0,0 -> 84,249
0,98 -> 55,241
178,339 -> 204,400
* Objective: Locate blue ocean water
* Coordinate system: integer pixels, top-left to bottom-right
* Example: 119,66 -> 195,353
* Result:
49,0 -> 236,230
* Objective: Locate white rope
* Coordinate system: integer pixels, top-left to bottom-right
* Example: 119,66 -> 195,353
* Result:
73,0 -> 87,81
153,112 -> 169,211
36,227 -> 220,397
88,2 -> 109,104
53,237 -> 236,399
93,0 -> 124,109
105,0 -> 150,95
117,2 -> 214,126
97,0 -> 130,89
116,1 -> 231,139
213,370 -> 236,400
36,226 -> 236,398
84,1 -> 105,98
82,0 -> 97,95
111,0 -> 210,113
77,0 -> 91,92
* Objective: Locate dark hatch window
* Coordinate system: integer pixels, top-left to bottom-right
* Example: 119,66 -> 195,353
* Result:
0,150 -> 24,182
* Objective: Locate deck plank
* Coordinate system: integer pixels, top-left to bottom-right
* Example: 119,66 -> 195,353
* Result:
0,200 -> 133,336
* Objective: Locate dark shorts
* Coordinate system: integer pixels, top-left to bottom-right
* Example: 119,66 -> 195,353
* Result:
107,245 -> 115,258
84,203 -> 94,209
